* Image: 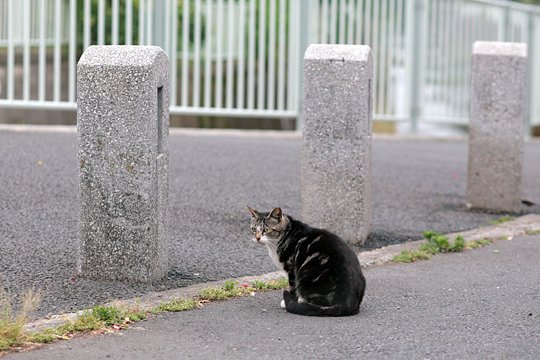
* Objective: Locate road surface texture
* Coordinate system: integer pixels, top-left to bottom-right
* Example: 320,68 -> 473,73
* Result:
1,128 -> 539,318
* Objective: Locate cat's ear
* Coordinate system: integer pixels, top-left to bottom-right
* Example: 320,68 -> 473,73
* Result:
269,207 -> 283,221
247,206 -> 260,219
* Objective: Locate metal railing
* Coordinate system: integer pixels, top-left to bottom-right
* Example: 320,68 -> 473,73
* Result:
0,0 -> 539,131
406,0 -> 540,130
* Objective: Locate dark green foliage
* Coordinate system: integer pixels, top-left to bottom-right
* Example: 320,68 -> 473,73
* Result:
393,232 -> 484,263
512,0 -> 540,5
451,235 -> 465,252
91,306 -> 123,325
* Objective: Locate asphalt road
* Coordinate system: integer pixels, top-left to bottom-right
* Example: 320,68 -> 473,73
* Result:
1,128 -> 540,318
7,234 -> 540,360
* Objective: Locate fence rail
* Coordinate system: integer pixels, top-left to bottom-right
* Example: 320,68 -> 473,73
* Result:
0,0 -> 539,131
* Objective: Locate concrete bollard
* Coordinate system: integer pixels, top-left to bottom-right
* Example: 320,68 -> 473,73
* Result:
301,44 -> 373,245
77,46 -> 169,282
467,41 -> 528,213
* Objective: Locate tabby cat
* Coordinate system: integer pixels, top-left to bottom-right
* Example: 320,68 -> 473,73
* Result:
248,206 -> 366,316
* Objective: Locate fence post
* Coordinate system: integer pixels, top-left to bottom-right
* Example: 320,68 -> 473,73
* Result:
295,0 -> 311,132
527,11 -> 535,134
503,5 -> 512,41
77,46 -> 170,282
405,0 -> 425,134
301,44 -> 373,245
153,0 -> 165,48
467,41 -> 527,213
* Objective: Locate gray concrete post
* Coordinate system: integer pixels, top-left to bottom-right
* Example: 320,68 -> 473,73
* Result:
77,46 -> 169,282
301,44 -> 373,245
467,41 -> 528,213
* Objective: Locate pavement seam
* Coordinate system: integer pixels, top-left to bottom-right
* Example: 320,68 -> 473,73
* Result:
4,124 -> 540,144
24,214 -> 540,333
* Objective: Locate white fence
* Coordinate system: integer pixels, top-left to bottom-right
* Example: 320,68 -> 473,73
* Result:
0,0 -> 539,131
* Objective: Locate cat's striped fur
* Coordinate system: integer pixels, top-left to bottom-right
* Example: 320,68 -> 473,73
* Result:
248,207 -> 365,316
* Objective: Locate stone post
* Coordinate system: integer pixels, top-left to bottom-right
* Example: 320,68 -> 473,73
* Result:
301,44 -> 373,245
77,46 -> 169,282
467,41 -> 527,213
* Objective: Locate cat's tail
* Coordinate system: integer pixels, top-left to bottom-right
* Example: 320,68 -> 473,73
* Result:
283,291 -> 359,317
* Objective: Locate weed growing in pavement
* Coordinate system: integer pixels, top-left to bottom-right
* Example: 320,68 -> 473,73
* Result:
197,278 -> 288,301
152,298 -> 200,313
1,278 -> 288,354
198,281 -> 252,301
0,289 -> 41,351
25,305 -> 147,346
392,249 -> 433,263
464,238 -> 492,249
392,232 -> 491,263
251,278 -> 289,290
489,216 -> 515,225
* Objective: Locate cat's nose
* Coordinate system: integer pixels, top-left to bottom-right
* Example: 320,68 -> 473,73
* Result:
255,234 -> 261,241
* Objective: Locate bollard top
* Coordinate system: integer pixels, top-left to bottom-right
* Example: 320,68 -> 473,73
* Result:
473,41 -> 527,58
78,45 -> 169,68
304,44 -> 372,63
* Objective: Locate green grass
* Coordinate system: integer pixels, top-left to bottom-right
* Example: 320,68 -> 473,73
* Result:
24,305 -> 148,346
422,231 -> 466,253
198,281 -> 252,301
489,216 -> 515,225
392,232 -> 490,263
451,235 -> 466,252
92,305 -> 146,325
198,278 -> 288,301
152,298 -> 200,313
465,238 -> 492,249
525,229 -> 540,236
0,289 -> 41,351
91,305 -> 124,325
1,278 -> 288,354
251,278 -> 289,290
392,249 -> 433,263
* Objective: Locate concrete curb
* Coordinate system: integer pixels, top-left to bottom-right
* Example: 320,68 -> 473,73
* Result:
24,214 -> 540,333
0,124 -> 302,139
358,213 -> 540,267
0,124 -> 77,133
3,124 -> 540,143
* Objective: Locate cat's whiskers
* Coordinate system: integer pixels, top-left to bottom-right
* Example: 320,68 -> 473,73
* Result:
264,237 -> 279,248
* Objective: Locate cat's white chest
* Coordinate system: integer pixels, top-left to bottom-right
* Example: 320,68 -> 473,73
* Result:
266,244 -> 283,270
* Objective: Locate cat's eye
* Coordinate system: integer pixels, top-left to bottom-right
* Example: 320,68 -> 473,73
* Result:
250,226 -> 256,233
264,227 -> 271,232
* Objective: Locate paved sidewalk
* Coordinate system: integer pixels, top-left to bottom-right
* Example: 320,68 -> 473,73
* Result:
7,234 -> 540,359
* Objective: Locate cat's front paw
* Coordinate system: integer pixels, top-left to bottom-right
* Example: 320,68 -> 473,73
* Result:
280,299 -> 286,309
283,290 -> 295,306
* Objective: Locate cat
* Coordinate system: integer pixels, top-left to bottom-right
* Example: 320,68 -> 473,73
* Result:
248,206 -> 366,316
